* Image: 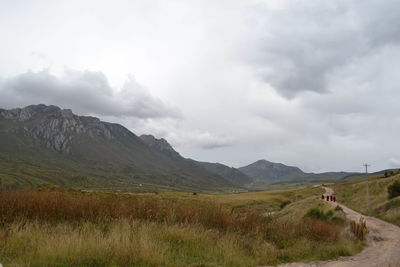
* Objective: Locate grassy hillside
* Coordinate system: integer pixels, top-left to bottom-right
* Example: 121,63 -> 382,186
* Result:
0,153 -> 238,193
333,171 -> 400,227
0,185 -> 364,266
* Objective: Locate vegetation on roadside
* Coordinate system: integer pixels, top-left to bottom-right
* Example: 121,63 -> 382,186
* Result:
0,185 -> 363,266
333,173 -> 400,227
388,180 -> 400,199
304,208 -> 344,225
349,218 -> 368,241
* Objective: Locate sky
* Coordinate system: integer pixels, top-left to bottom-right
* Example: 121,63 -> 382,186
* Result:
1,0 -> 400,172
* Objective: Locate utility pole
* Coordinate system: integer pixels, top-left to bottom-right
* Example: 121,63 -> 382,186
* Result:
364,163 -> 370,213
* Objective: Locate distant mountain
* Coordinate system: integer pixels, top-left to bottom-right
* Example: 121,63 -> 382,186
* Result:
239,159 -> 355,184
139,134 -> 252,187
0,104 -> 236,192
239,160 -> 305,182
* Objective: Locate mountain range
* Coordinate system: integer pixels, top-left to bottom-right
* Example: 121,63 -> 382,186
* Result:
0,104 -> 357,192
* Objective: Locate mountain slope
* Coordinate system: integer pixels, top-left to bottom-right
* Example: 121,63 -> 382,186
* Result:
194,161 -> 253,187
0,104 -> 236,192
139,134 -> 252,187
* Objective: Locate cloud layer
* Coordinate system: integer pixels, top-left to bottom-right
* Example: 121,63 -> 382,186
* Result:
1,0 -> 400,172
243,0 -> 400,98
0,69 -> 180,119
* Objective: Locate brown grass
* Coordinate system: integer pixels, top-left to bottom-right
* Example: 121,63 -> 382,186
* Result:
302,218 -> 340,242
350,217 -> 368,240
0,188 -> 272,236
0,187 -> 364,266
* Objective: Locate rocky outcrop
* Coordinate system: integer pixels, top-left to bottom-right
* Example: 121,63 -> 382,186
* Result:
0,104 -> 60,122
0,104 -> 132,153
139,134 -> 181,158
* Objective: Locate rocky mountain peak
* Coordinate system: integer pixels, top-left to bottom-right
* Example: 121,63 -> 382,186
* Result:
59,108 -> 74,118
0,104 -> 61,122
139,134 -> 180,157
0,104 -> 132,153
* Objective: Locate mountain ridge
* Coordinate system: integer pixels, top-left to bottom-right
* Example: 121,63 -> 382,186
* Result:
0,104 -> 359,191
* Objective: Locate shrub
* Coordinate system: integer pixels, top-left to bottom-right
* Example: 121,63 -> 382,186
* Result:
326,210 -> 334,217
330,216 -> 345,225
388,180 -> 400,199
334,205 -> 343,212
280,200 -> 291,209
304,208 -> 345,225
384,199 -> 400,211
304,208 -> 328,221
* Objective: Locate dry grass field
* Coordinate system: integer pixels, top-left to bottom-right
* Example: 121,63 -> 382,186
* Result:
0,185 -> 364,266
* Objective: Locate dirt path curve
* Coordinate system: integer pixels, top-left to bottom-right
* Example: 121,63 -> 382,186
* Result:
276,187 -> 400,267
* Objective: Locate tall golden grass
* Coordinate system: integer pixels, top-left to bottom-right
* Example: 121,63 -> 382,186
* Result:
0,187 -> 364,266
0,188 -> 271,234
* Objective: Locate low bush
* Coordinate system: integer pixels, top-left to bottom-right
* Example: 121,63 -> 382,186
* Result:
384,199 -> 400,211
304,208 -> 344,225
280,200 -> 291,209
334,205 -> 343,212
304,208 -> 328,221
388,180 -> 400,199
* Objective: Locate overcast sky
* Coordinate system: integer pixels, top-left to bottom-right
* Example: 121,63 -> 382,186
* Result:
1,0 -> 400,172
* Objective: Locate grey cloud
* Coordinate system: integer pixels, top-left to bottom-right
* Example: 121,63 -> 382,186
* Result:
246,0 -> 400,98
0,69 -> 181,119
389,158 -> 400,168
166,130 -> 233,150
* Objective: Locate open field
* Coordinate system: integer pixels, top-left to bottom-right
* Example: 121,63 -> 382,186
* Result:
332,172 -> 400,227
0,185 -> 364,266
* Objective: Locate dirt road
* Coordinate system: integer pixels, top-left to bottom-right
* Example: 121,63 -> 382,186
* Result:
276,187 -> 400,267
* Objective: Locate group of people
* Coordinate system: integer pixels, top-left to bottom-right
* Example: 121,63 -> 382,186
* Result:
322,194 -> 336,202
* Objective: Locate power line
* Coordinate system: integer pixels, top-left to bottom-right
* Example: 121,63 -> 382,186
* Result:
364,163 -> 370,213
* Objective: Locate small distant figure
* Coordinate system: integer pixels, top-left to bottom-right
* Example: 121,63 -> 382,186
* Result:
322,194 -> 325,200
